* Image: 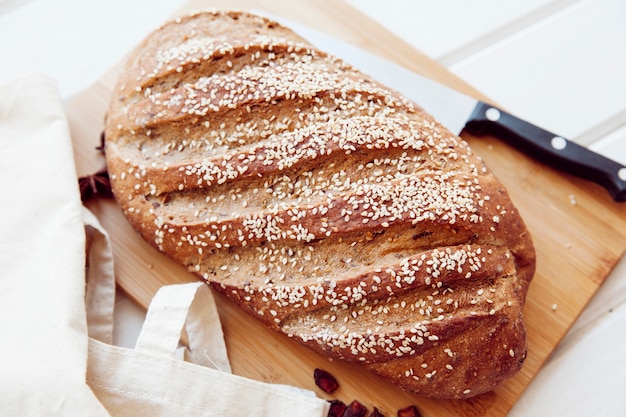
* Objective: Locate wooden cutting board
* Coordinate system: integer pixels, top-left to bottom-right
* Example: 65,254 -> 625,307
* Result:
66,0 -> 626,415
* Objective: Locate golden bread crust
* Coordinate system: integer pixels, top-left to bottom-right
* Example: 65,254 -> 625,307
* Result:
104,9 -> 535,399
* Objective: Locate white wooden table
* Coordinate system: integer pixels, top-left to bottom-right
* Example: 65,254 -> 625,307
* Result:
2,0 -> 625,415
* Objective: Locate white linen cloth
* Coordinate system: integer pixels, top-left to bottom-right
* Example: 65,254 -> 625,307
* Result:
0,75 -> 329,417
0,75 -> 110,416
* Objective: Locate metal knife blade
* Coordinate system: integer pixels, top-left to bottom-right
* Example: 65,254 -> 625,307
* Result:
291,22 -> 626,202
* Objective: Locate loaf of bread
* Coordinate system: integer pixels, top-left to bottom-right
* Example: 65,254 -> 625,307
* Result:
104,10 -> 535,399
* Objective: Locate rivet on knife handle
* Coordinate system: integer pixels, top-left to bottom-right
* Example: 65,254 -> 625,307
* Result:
464,101 -> 626,202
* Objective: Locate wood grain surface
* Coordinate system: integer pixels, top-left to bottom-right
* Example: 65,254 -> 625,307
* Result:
66,0 -> 626,415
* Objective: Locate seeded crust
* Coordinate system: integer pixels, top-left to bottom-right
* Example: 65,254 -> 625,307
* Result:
104,10 -> 535,399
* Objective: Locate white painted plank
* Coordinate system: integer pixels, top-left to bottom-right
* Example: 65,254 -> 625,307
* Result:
449,0 -> 626,144
0,0 -> 186,99
343,0 -> 571,62
589,122 -> 626,165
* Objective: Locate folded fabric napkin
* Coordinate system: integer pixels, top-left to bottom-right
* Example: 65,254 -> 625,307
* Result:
0,75 -> 110,415
0,75 -> 329,417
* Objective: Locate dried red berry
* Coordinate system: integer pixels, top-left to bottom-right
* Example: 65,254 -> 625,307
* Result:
327,400 -> 346,417
369,407 -> 385,417
343,400 -> 368,417
397,405 -> 421,417
314,368 -> 340,394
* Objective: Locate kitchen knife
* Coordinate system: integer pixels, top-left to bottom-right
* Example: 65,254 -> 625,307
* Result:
289,21 -> 626,202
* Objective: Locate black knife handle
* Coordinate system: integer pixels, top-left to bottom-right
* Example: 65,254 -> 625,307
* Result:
464,101 -> 626,202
